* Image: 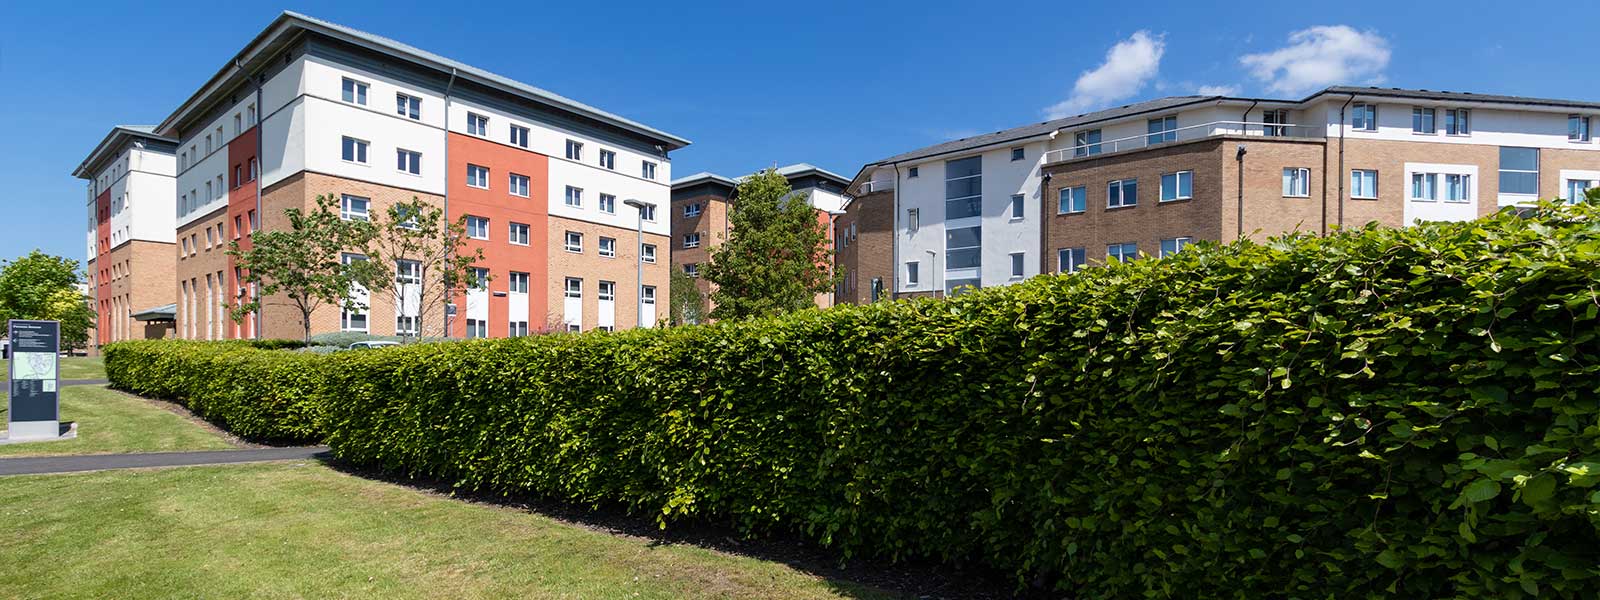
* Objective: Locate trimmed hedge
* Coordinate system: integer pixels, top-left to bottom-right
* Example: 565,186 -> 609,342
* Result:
109,203 -> 1600,596
104,340 -> 323,443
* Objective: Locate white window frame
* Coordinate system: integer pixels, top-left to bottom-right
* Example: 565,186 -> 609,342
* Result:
565,186 -> 583,208
1352,103 -> 1377,132
565,139 -> 583,160
683,232 -> 701,248
1445,108 -> 1470,136
1057,247 -> 1086,273
641,204 -> 657,222
906,261 -> 920,286
1009,194 -> 1025,220
598,280 -> 616,301
509,222 -> 530,246
467,164 -> 490,189
1412,107 -> 1437,135
1282,168 -> 1310,198
1160,171 -> 1193,202
684,203 -> 702,217
396,93 -> 421,120
565,277 -> 583,298
509,125 -> 529,148
467,216 -> 490,239
341,78 -> 368,106
1107,242 -> 1138,263
641,161 -> 657,180
1058,186 -> 1086,214
397,149 -> 422,175
467,112 -> 489,136
1107,179 -> 1137,208
641,243 -> 657,263
1009,252 -> 1024,278
1444,173 -> 1472,203
1159,237 -> 1193,258
906,208 -> 920,232
598,236 -> 616,258
341,136 -> 369,164
599,193 -> 616,214
508,271 -> 529,294
340,194 -> 370,221
565,231 -> 583,253
599,149 -> 616,169
1410,172 -> 1439,202
1351,169 -> 1379,199
1570,115 -> 1592,142
509,173 -> 530,197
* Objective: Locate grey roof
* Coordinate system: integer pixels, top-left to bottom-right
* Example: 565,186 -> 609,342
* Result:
159,11 -> 689,150
131,303 -> 177,321
1310,86 -> 1600,111
672,163 -> 850,189
864,95 -> 1219,167
72,125 -> 176,179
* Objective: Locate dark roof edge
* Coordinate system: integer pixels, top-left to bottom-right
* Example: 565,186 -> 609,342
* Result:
72,126 -> 177,179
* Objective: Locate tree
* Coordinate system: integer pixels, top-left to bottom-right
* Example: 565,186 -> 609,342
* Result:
704,168 -> 840,320
0,251 -> 95,349
364,198 -> 486,341
228,194 -> 381,342
668,265 -> 706,326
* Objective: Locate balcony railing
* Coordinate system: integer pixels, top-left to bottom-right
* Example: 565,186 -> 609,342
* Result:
858,180 -> 896,194
1043,121 -> 1324,164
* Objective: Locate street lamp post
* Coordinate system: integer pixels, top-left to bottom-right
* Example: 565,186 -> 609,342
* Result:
623,199 -> 653,328
925,249 -> 939,298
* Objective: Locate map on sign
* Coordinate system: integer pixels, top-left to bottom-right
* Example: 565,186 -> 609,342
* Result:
12,352 -> 56,381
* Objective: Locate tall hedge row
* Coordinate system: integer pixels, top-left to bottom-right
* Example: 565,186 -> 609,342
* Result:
107,203 -> 1600,596
104,340 -> 323,443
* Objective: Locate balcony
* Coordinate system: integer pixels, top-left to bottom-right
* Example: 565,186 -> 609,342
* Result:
1043,121 -> 1324,164
858,180 -> 895,194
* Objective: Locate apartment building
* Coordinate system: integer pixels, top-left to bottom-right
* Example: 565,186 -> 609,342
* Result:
841,86 -> 1600,302
669,164 -> 848,310
73,126 -> 179,349
152,11 -> 687,340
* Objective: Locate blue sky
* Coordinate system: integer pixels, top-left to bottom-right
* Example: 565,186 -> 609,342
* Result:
0,0 -> 1586,265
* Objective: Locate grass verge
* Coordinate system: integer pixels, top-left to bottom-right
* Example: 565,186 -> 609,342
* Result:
0,385 -> 234,457
0,462 -> 889,599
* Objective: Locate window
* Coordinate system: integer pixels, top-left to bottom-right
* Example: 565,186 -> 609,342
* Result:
599,194 -> 616,214
1009,194 -> 1025,219
684,203 -> 702,217
509,173 -> 530,197
1009,252 -> 1025,278
642,285 -> 656,305
906,261 -> 920,286
641,243 -> 657,263
1570,115 -> 1592,142
1058,247 -> 1086,273
1074,129 -> 1102,157
906,208 -> 920,232
598,281 -> 616,301
565,139 -> 583,160
233,113 -> 242,136
215,175 -> 225,200
640,204 -> 657,221
340,195 -> 370,221
341,136 -> 368,164
908,167 -> 919,178
1010,147 -> 1025,161
341,78 -> 368,105
249,210 -> 258,231
565,231 -> 583,253
249,158 -> 258,181
945,156 -> 982,219
567,324 -> 581,333
340,253 -> 368,331
234,165 -> 242,188
1567,179 -> 1597,204
1058,186 -> 1086,214
565,277 -> 582,298
1410,173 -> 1438,201
396,93 -> 421,120
1160,171 -> 1193,202
1499,147 -> 1540,195
946,226 -> 982,269
599,149 -> 616,169
205,181 -> 213,204
467,112 -> 488,136
233,216 -> 243,239
1159,237 -> 1193,258
182,237 -> 191,255
683,232 -> 701,248
508,321 -> 528,337
467,216 -> 489,239
598,236 -> 616,257
1446,108 -> 1470,135
1262,109 -> 1289,137
1412,107 -> 1437,134
508,271 -> 529,294
471,267 -> 490,289
467,164 -> 489,188
1107,179 -> 1138,208
683,263 -> 699,277
205,228 -> 215,249
641,161 -> 657,179
397,149 -> 422,175
205,134 -> 213,155
397,259 -> 421,285
248,104 -> 256,125
509,125 -> 529,148
565,186 -> 582,208
509,222 -> 530,245
1351,170 -> 1379,199
1282,168 -> 1310,197
1147,116 -> 1177,145
466,319 -> 486,339
1352,103 -> 1377,131
1445,174 -> 1472,203
1107,242 -> 1138,263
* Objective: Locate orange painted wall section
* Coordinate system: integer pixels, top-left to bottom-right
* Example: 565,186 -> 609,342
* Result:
447,132 -> 550,337
95,188 -> 112,346
225,126 -> 260,339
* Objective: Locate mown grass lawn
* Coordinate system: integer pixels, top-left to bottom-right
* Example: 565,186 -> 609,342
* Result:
0,385 -> 234,457
1,355 -> 105,382
0,462 -> 888,599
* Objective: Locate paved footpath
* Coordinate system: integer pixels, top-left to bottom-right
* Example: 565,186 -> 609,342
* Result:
0,447 -> 330,476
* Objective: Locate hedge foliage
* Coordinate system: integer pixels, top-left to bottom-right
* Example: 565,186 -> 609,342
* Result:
107,202 -> 1600,596
104,339 -> 323,443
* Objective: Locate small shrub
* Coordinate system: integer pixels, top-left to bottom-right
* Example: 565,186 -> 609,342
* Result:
104,340 -> 324,443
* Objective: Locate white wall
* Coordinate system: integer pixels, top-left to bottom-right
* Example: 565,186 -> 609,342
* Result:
1402,162 -> 1479,224
293,56 -> 446,194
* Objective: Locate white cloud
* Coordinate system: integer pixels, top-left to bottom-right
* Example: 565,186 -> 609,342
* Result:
1196,84 -> 1241,96
1045,31 -> 1165,119
1240,26 -> 1391,96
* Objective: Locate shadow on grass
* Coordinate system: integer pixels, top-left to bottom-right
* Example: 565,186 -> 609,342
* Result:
319,457 -> 1050,600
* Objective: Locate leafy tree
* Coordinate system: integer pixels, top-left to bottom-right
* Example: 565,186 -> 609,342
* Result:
704,168 -> 839,320
668,265 -> 706,326
0,251 -> 95,349
228,194 -> 381,342
364,198 -> 486,341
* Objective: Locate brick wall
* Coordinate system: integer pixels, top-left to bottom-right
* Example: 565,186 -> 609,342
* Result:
545,215 -> 670,330
174,207 -> 231,340
670,192 -> 727,303
834,190 -> 894,304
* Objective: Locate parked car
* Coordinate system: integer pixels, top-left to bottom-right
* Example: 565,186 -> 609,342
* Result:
347,341 -> 401,350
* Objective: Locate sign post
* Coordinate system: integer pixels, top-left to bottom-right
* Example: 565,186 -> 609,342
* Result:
7,320 -> 62,441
